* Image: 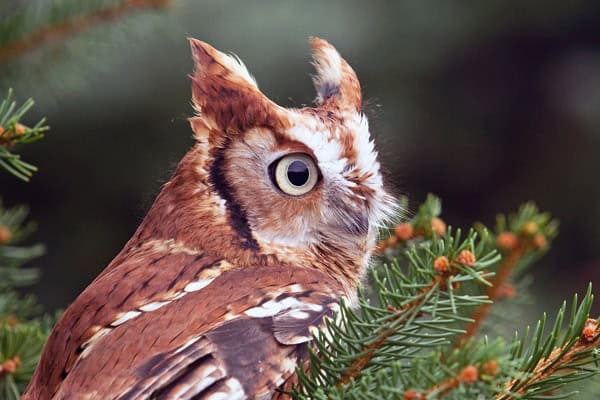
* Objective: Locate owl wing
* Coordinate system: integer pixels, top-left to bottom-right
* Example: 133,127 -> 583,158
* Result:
117,287 -> 339,400
28,249 -> 344,400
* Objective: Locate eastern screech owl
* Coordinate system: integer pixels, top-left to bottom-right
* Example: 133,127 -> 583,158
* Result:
23,38 -> 394,400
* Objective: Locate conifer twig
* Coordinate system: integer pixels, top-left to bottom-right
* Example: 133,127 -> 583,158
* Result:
336,283 -> 436,385
460,243 -> 526,344
457,208 -> 557,345
403,364 -> 483,399
0,0 -> 172,63
0,89 -> 48,181
336,246 -> 482,386
497,318 -> 600,399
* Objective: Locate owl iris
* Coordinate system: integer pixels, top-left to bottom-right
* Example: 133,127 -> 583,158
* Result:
273,153 -> 319,196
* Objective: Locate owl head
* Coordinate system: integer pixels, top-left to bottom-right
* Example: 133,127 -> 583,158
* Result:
150,38 -> 395,291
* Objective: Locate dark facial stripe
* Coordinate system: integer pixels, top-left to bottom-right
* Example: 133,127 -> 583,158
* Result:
209,143 -> 260,251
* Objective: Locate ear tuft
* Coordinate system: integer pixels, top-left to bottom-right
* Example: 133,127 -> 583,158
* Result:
310,37 -> 362,112
187,38 -> 285,137
189,38 -> 257,88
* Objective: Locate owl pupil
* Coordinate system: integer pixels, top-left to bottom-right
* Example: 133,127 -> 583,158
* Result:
287,160 -> 310,186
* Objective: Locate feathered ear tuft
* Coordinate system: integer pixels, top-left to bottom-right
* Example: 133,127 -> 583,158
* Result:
310,37 -> 362,113
189,38 -> 258,89
188,38 -> 283,138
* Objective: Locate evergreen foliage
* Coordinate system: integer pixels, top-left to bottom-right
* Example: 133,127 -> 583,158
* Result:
0,0 -> 170,64
289,196 -> 599,399
0,89 -> 47,182
0,90 -> 51,400
1,2 -> 598,399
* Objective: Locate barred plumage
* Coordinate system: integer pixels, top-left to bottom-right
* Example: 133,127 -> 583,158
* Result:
23,38 -> 393,399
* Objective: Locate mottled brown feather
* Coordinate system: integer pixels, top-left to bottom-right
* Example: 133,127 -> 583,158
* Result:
23,37 -> 392,400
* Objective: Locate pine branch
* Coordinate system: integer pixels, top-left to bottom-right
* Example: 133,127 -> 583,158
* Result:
0,0 -> 172,64
401,340 -> 508,400
375,194 -> 447,254
291,227 -> 501,398
461,245 -> 526,344
0,197 -> 47,398
497,285 -> 599,399
0,199 -> 44,290
291,197 -> 598,399
458,203 -> 558,345
0,89 -> 48,182
0,322 -> 48,398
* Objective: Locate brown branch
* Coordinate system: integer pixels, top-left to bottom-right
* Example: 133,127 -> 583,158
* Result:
404,365 -> 483,399
0,0 -> 171,63
336,282 -> 437,385
496,319 -> 600,399
457,243 -> 526,345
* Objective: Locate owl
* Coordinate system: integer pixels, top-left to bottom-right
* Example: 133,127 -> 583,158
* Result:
23,38 -> 394,399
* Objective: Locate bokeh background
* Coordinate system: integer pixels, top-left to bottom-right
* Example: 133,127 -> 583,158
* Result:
1,0 -> 599,318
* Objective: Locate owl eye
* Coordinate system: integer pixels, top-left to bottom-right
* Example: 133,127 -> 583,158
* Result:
271,153 -> 319,196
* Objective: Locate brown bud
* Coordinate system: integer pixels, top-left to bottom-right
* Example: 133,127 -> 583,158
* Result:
532,234 -> 547,249
13,357 -> 21,367
521,221 -> 538,236
459,365 -> 479,384
482,360 -> 499,376
431,218 -> 446,236
0,225 -> 11,245
456,250 -> 476,267
394,223 -> 414,241
433,256 -> 450,274
403,390 -> 422,400
496,232 -> 518,251
2,359 -> 17,374
581,318 -> 599,343
14,123 -> 26,135
0,126 -> 4,136
387,235 -> 399,247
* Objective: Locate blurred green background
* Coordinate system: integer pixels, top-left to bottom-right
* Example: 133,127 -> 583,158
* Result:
1,0 -> 599,317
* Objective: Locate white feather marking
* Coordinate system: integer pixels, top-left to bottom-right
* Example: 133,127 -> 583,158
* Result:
286,123 -> 344,168
110,311 -> 141,327
174,336 -> 202,355
138,301 -> 170,312
287,310 -> 310,320
312,46 -> 342,102
184,278 -> 215,292
80,327 -> 111,359
244,299 -> 283,318
305,303 -> 324,312
206,378 -> 245,400
225,378 -> 246,399
221,52 -> 258,88
245,297 -> 323,319
223,311 -> 240,321
171,292 -> 187,300
205,393 -> 228,400
171,365 -> 224,399
282,357 -> 298,373
287,284 -> 305,293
